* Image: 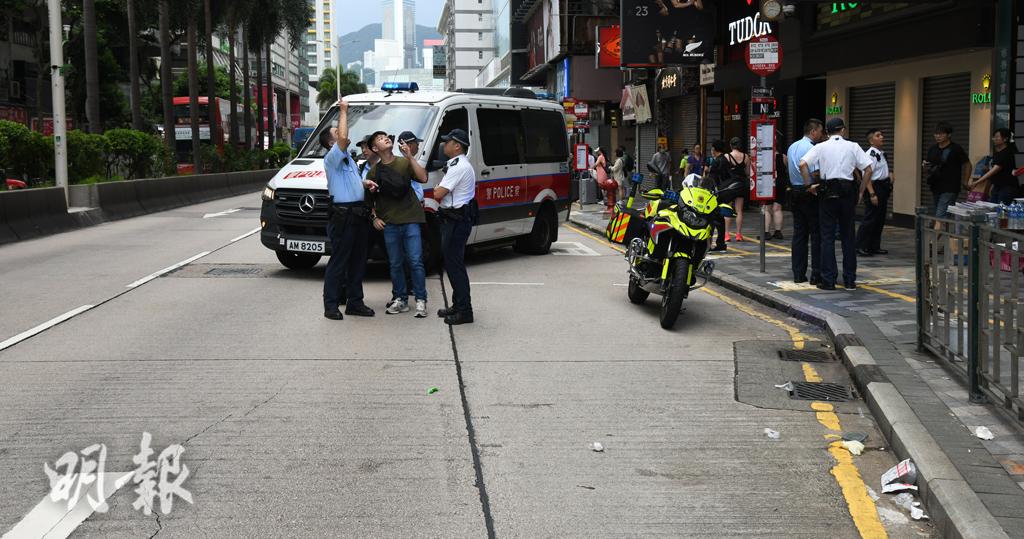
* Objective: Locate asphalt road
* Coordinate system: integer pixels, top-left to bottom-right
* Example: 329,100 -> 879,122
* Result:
0,195 -> 934,538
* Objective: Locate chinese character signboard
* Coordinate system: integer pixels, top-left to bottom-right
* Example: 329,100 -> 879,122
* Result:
619,0 -> 715,67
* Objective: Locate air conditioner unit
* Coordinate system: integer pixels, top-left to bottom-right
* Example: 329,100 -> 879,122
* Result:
10,81 -> 21,99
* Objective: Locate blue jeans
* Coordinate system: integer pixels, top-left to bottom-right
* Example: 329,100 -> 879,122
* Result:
932,191 -> 957,218
382,223 -> 427,301
990,185 -> 1019,205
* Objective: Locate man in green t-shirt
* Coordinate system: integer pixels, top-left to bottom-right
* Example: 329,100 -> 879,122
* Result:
365,131 -> 430,317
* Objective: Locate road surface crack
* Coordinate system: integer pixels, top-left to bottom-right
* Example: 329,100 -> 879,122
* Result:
242,380 -> 288,418
147,512 -> 162,539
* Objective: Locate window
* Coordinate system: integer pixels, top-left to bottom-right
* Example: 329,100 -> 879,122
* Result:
522,109 -> 569,163
478,13 -> 483,21
477,109 -> 524,166
478,51 -> 483,60
428,108 -> 469,165
478,32 -> 483,40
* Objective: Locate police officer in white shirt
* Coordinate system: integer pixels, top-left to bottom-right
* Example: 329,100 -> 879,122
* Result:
432,128 -> 477,325
799,117 -> 873,291
856,128 -> 893,257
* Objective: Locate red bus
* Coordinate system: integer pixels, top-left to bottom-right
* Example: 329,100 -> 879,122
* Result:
173,96 -> 231,174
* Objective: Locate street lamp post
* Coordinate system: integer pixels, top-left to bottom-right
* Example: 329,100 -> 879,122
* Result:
47,0 -> 68,201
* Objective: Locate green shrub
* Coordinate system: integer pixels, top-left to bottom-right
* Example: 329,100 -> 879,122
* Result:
66,130 -> 108,184
0,120 -> 48,180
105,129 -> 162,179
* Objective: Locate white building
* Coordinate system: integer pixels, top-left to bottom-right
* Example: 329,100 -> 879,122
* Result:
303,0 -> 336,125
437,0 -> 495,91
383,0 -> 417,68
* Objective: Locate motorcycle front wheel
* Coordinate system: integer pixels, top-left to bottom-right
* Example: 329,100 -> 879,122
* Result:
627,274 -> 650,304
660,260 -> 690,329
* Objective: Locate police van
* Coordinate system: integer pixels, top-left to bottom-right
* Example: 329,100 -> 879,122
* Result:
259,84 -> 572,270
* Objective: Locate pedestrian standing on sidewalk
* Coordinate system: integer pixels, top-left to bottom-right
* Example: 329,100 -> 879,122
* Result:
322,101 -> 379,320
788,119 -> 824,285
433,129 -> 476,325
974,128 -> 1019,205
611,148 -> 627,201
723,137 -> 752,243
764,144 -> 787,241
856,128 -> 893,257
365,131 -> 430,318
705,139 -> 730,252
676,148 -> 691,189
594,147 -> 617,210
688,144 -> 706,177
922,122 -> 970,217
799,117 -> 873,291
648,144 -> 672,191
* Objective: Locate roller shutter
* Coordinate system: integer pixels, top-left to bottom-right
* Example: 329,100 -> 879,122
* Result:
705,92 -> 722,148
637,122 -> 659,191
920,73 -> 971,212
670,94 -> 700,175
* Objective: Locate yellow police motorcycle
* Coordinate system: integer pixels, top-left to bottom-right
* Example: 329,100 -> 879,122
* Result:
626,174 -> 735,329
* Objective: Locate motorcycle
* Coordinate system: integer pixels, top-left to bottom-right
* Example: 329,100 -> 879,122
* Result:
625,174 -> 740,329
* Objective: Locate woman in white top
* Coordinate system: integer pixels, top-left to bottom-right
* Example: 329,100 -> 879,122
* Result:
610,148 -> 626,200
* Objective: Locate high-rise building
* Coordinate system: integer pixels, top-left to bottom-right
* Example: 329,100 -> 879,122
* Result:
437,0 -> 495,91
304,0 -> 335,124
383,0 -> 418,68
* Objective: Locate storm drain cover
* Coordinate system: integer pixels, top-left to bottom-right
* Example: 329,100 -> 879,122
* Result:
778,349 -> 837,363
204,266 -> 263,277
789,382 -> 855,402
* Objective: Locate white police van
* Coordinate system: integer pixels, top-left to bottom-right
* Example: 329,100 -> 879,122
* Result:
259,83 -> 572,269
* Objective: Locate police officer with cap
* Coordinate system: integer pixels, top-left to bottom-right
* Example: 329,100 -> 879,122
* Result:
433,128 -> 476,325
799,117 -> 873,291
322,100 -> 379,320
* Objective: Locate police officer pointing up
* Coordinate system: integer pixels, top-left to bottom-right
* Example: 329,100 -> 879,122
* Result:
799,117 -> 873,291
433,129 -> 477,325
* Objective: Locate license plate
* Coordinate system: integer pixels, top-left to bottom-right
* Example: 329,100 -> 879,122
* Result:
286,239 -> 325,253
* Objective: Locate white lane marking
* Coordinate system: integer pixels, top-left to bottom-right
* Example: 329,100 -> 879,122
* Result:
202,208 -> 242,219
2,472 -> 133,539
612,283 -> 627,287
469,282 -> 544,286
550,241 -> 600,256
0,305 -> 96,353
230,227 -> 261,243
125,251 -> 211,288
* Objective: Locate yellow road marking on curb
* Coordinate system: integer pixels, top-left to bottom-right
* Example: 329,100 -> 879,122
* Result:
859,283 -> 916,304
803,368 -> 886,538
702,287 -> 813,351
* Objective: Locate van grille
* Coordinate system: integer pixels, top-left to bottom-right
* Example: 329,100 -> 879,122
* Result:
274,188 -> 330,236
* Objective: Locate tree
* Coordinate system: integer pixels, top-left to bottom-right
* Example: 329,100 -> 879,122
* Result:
172,64 -> 242,99
317,68 -> 367,110
126,0 -> 143,130
187,10 -> 201,171
83,0 -> 101,133
225,0 -> 253,146
158,0 -> 175,159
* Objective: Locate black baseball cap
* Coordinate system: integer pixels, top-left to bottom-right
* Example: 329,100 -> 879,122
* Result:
440,128 -> 470,147
398,131 -> 423,144
355,134 -> 372,147
826,117 -> 846,132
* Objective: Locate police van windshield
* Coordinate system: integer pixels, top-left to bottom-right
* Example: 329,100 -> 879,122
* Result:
298,104 -> 437,159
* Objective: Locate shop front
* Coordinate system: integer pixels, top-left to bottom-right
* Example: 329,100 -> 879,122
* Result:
656,67 -> 701,176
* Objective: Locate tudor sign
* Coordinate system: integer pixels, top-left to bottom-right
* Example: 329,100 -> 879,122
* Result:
745,34 -> 781,77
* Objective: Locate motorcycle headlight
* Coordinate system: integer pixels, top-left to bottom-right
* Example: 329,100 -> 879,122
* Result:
679,207 -> 708,229
261,186 -> 275,201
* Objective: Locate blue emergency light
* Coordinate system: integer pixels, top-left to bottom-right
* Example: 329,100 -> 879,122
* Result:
381,82 -> 419,93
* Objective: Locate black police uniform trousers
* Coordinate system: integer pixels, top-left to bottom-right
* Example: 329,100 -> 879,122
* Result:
856,179 -> 891,253
790,187 -> 821,282
323,204 -> 369,311
819,181 -> 858,287
440,205 -> 474,314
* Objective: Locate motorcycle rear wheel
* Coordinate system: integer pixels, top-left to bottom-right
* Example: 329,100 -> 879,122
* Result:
660,261 -> 690,329
627,274 -> 649,304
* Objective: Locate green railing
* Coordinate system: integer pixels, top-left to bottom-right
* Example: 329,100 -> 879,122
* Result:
917,208 -> 1024,421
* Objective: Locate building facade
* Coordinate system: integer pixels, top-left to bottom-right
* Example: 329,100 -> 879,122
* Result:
437,0 -> 496,90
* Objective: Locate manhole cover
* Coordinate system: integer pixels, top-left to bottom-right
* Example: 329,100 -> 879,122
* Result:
789,382 -> 855,402
779,349 -> 836,363
204,266 -> 263,277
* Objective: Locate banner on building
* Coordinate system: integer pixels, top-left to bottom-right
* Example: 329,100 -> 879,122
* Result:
621,86 -> 635,122
619,0 -> 715,67
632,84 -> 652,124
596,26 -> 621,69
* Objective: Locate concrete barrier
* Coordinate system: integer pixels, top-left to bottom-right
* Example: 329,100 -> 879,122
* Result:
135,176 -> 188,213
0,190 -> 21,245
0,187 -> 76,241
226,169 -> 274,196
96,180 -> 145,219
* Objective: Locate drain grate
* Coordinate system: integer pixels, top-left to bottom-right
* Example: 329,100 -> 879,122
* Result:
778,349 -> 837,363
204,266 -> 263,277
789,382 -> 855,402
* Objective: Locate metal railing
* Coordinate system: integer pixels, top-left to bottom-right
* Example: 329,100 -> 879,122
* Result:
917,208 -> 1024,421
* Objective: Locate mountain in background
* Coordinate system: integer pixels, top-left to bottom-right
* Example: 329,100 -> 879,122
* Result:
338,24 -> 442,69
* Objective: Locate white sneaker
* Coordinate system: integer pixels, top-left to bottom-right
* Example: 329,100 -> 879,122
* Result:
414,299 -> 427,318
385,298 -> 409,315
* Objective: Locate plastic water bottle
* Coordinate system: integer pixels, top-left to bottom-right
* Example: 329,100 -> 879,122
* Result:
998,205 -> 1009,229
1013,202 -> 1023,230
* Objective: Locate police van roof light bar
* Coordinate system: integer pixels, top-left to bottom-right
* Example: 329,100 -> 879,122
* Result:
381,82 -> 419,94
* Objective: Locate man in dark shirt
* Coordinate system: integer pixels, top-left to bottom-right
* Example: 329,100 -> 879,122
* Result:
975,128 -> 1019,204
922,122 -> 971,218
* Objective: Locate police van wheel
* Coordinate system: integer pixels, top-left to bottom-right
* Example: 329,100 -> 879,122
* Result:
276,251 -> 321,270
515,207 -> 554,255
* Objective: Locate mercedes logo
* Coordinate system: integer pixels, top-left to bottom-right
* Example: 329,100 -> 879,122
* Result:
298,194 -> 316,214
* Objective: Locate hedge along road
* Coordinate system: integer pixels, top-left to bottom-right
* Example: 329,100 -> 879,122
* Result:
0,192 -> 264,346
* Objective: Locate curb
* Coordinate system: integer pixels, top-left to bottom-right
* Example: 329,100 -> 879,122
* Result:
568,214 -> 1008,539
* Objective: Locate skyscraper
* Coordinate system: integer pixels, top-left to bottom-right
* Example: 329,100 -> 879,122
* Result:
383,0 -> 418,68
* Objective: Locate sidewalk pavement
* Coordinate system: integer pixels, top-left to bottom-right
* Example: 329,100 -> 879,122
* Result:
569,202 -> 1024,539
